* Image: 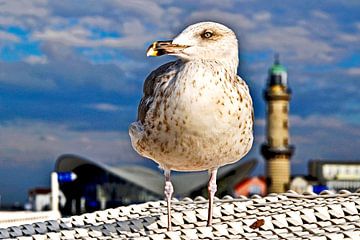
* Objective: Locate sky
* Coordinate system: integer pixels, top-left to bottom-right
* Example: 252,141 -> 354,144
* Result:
0,0 -> 359,204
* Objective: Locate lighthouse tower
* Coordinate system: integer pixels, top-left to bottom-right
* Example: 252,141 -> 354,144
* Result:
261,56 -> 295,193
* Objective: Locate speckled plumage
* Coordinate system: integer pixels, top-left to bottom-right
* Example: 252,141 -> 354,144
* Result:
130,59 -> 253,171
129,22 -> 254,229
130,22 -> 253,172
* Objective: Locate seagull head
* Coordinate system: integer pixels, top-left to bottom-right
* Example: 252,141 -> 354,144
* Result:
147,22 -> 239,71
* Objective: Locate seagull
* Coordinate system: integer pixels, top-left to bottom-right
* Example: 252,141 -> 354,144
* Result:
129,22 -> 253,230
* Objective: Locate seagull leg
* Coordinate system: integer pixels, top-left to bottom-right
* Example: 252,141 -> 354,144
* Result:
164,169 -> 174,231
207,168 -> 218,226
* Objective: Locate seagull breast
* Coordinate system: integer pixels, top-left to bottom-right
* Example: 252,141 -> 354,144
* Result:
129,22 -> 254,172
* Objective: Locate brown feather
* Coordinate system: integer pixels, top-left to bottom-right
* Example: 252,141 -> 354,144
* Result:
137,61 -> 178,123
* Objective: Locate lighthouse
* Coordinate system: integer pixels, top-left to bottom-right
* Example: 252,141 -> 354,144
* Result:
261,56 -> 295,193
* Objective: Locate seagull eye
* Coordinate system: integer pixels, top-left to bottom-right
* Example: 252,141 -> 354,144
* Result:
202,30 -> 213,39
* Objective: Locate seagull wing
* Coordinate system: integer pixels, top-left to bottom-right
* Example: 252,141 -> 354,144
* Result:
137,60 -> 178,123
237,75 -> 254,132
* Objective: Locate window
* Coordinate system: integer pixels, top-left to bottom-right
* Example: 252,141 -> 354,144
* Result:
283,120 -> 288,129
268,105 -> 273,114
282,105 -> 288,114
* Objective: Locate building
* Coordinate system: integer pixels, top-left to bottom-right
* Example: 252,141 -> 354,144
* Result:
55,154 -> 257,215
233,176 -> 266,197
261,56 -> 295,193
309,159 -> 360,192
289,175 -> 318,194
28,188 -> 51,211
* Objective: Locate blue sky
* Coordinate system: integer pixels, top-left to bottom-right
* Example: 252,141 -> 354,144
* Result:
0,0 -> 360,204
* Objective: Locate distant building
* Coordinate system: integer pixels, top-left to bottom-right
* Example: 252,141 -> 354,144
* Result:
28,188 -> 65,212
289,176 -> 318,194
233,176 -> 266,197
28,188 -> 51,211
309,160 -> 360,192
261,56 -> 295,193
55,154 -> 257,215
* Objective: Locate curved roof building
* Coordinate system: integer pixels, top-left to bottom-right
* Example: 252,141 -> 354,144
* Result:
55,154 -> 257,215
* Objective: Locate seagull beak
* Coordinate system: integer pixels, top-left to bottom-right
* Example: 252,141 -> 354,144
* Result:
146,40 -> 188,57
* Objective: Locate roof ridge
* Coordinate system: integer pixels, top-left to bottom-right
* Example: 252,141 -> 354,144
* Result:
1,189 -> 360,239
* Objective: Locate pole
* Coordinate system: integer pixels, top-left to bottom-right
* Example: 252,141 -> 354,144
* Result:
51,172 -> 59,212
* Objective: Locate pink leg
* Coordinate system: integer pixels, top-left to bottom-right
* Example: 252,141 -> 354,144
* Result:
207,168 -> 218,226
164,170 -> 174,231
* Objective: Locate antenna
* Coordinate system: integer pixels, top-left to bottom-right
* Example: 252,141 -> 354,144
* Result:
274,53 -> 280,65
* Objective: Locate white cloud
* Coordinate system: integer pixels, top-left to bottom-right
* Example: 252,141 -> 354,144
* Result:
311,10 -> 330,19
0,120 -> 140,166
0,30 -> 20,42
23,55 -> 48,64
32,19 -> 155,49
0,0 -> 48,17
32,27 -> 93,47
87,103 -> 121,112
245,25 -> 335,63
346,67 -> 360,76
338,33 -> 360,43
189,9 -> 255,30
253,115 -> 360,164
111,0 -> 165,24
356,22 -> 360,31
290,115 -> 344,129
253,11 -> 271,22
79,16 -> 115,29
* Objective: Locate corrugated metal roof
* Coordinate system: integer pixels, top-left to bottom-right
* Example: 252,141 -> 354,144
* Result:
1,189 -> 360,239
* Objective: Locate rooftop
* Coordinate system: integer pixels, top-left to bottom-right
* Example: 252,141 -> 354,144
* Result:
1,190 -> 360,239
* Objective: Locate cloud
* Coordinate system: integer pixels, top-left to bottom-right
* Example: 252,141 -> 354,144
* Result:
31,19 -> 157,50
251,114 -> 360,175
87,103 -> 121,112
252,11 -> 271,22
0,0 -> 359,173
0,42 -> 138,93
338,33 -> 360,43
0,120 -> 140,166
0,0 -> 48,17
188,9 -> 255,30
289,115 -> 360,160
23,55 -> 48,64
245,25 -> 335,63
78,16 -> 115,30
311,10 -> 331,19
346,67 -> 360,76
0,61 -> 57,90
0,30 -> 21,42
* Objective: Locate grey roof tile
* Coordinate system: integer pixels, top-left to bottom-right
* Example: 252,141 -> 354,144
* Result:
8,226 -> 23,238
18,225 -> 34,236
2,190 -> 360,239
0,229 -> 9,239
